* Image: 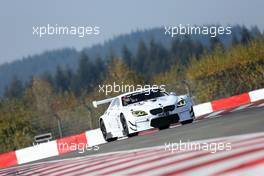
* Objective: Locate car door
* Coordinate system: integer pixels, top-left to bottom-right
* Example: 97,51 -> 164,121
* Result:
108,98 -> 121,130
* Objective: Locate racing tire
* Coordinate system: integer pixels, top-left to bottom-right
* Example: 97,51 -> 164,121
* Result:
181,119 -> 194,125
100,120 -> 117,142
106,137 -> 118,142
120,114 -> 139,137
120,114 -> 129,136
128,132 -> 139,137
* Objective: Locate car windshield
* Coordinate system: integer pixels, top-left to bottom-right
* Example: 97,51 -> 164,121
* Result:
121,89 -> 166,106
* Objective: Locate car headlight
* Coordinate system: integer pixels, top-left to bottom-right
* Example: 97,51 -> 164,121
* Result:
177,99 -> 186,107
132,110 -> 148,117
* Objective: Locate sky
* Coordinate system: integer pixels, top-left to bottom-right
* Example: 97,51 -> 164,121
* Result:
0,0 -> 263,65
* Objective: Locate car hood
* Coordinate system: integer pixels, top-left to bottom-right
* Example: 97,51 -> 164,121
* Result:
124,95 -> 178,111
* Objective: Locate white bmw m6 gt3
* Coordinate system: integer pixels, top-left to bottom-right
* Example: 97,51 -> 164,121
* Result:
92,88 -> 194,142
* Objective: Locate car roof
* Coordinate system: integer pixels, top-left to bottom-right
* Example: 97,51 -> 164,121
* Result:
117,88 -> 161,98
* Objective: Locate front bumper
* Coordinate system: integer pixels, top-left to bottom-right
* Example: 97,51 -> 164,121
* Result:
150,106 -> 193,128
128,106 -> 194,131
150,113 -> 179,128
129,119 -> 153,132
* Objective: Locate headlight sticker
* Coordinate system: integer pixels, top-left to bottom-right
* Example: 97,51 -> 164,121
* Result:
132,110 -> 148,117
177,99 -> 186,107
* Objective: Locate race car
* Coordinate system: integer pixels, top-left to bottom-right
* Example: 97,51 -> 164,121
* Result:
92,88 -> 194,142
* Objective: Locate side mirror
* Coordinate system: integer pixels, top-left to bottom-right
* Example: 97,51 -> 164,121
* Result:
169,92 -> 176,96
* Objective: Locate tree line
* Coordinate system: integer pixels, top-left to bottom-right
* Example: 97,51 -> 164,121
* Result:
0,26 -> 263,153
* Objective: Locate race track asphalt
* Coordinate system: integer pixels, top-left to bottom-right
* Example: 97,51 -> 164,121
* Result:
39,104 -> 264,163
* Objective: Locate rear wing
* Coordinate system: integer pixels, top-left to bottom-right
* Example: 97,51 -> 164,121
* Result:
92,97 -> 114,108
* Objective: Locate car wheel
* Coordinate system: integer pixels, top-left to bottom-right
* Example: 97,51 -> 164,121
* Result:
121,114 -> 139,137
181,119 -> 193,125
100,120 -> 117,142
106,137 -> 118,142
128,132 -> 139,137
120,114 -> 130,136
158,125 -> 170,130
